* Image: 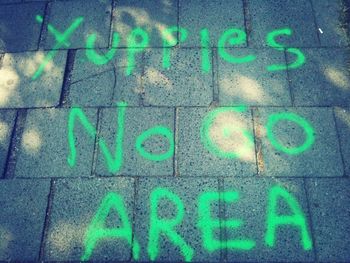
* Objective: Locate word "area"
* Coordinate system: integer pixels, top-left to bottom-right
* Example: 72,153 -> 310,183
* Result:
81,185 -> 312,261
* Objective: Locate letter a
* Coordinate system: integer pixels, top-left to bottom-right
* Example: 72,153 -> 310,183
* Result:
81,192 -> 140,261
265,185 -> 312,250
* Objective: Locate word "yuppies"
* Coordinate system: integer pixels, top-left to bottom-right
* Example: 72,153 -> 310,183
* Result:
32,15 -> 306,80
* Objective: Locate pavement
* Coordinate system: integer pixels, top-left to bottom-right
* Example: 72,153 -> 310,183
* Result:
0,0 -> 350,262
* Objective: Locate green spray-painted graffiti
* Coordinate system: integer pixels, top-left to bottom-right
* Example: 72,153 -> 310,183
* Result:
200,105 -> 255,159
81,192 -> 140,261
265,185 -> 313,250
86,32 -> 120,65
81,185 -> 312,261
33,15 -> 83,80
148,187 -> 194,261
67,102 -> 127,173
162,26 -> 188,69
218,28 -> 256,64
266,112 -> 315,155
33,14 -> 306,79
266,28 -> 306,71
135,126 -> 174,162
67,102 -> 174,173
67,103 -> 316,173
198,191 -> 255,252
126,27 -> 149,76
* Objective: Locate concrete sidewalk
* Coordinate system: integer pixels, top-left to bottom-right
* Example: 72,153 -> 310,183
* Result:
0,0 -> 349,262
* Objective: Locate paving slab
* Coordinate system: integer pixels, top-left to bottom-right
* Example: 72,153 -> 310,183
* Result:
334,107 -> 350,176
112,0 -> 178,48
306,178 -> 350,262
253,107 -> 343,177
177,107 -> 257,177
96,106 -> 174,176
249,0 -> 319,47
223,177 -> 314,262
287,48 -> 350,106
217,48 -> 290,106
44,177 -> 135,261
312,0 -> 349,47
134,177 -> 220,262
14,108 -> 97,178
222,177 -> 314,262
69,48 -> 142,107
142,48 -> 213,106
0,110 -> 15,177
0,0 -> 21,3
0,2 -> 45,52
0,179 -> 50,261
0,51 -> 66,108
179,0 -> 245,47
43,0 -> 112,49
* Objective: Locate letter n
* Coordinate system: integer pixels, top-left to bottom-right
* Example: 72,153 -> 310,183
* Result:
67,102 -> 127,173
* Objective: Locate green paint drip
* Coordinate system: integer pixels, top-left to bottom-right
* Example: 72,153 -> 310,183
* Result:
200,106 -> 254,159
218,28 -> 256,64
265,185 -> 313,250
86,32 -> 120,65
200,28 -> 211,73
266,28 -> 306,71
32,15 -> 84,80
162,26 -> 188,69
67,102 -> 127,173
266,112 -> 315,155
81,192 -> 140,261
197,191 -> 255,251
126,27 -> 149,76
135,125 -> 174,161
148,188 -> 194,262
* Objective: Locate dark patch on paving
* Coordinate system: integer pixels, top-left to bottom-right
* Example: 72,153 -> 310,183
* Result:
306,178 -> 350,262
0,2 -> 45,52
0,179 -> 50,261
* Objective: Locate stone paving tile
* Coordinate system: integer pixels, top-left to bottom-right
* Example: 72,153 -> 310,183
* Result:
44,177 -> 135,261
0,51 -> 66,108
177,107 -> 257,177
0,179 -> 50,261
312,0 -> 349,47
142,48 -> 213,106
14,108 -> 97,178
0,110 -> 15,177
179,0 -> 246,47
249,0 -> 319,47
217,48 -> 290,106
253,107 -> 343,177
0,2 -> 45,52
112,0 -> 178,48
43,0 -> 112,50
306,178 -> 350,262
287,48 -> 350,106
223,177 -> 314,262
96,106 -> 174,176
334,107 -> 350,176
134,177 -> 220,262
69,49 -> 141,107
0,0 -> 21,3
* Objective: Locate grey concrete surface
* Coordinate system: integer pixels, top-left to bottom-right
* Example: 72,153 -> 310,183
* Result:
0,0 -> 349,262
